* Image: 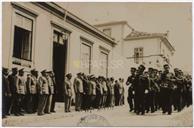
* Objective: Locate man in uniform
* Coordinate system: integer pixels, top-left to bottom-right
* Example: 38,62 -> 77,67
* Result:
73,72 -> 84,111
126,67 -> 136,112
45,71 -> 55,114
37,70 -> 49,116
160,64 -> 174,115
8,67 -> 20,116
2,67 -> 11,118
64,73 -> 73,112
50,71 -> 57,113
26,69 -> 38,113
133,65 -> 149,115
173,68 -> 184,112
17,68 -> 26,116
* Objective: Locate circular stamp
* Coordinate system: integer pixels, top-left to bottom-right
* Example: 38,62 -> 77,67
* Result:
77,114 -> 110,127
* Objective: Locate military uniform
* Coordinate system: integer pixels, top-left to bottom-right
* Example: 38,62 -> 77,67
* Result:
133,65 -> 149,115
126,74 -> 136,111
73,76 -> 83,111
26,73 -> 38,113
8,68 -> 20,116
37,71 -> 49,116
44,75 -> 54,113
160,71 -> 174,114
64,78 -> 72,112
2,68 -> 11,118
17,70 -> 26,115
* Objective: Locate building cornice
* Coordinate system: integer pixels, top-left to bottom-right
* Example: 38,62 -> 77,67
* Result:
33,2 -> 117,47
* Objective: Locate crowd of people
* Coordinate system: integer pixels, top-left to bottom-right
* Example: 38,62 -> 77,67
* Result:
2,68 -> 57,117
126,64 -> 192,115
64,72 -> 125,113
2,64 -> 192,118
2,67 -> 125,118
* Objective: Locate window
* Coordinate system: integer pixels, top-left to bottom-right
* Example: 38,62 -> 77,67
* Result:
134,47 -> 143,64
81,42 -> 92,74
100,52 -> 108,77
103,28 -> 111,37
13,13 -> 33,61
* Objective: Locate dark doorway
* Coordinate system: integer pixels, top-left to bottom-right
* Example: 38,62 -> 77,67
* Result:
53,31 -> 68,102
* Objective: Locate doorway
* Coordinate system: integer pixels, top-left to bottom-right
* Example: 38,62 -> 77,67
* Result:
53,30 -> 68,101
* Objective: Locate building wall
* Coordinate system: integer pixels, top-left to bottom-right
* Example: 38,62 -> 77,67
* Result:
2,2 -> 114,79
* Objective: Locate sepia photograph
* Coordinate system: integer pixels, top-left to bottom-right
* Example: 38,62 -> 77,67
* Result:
1,1 -> 193,127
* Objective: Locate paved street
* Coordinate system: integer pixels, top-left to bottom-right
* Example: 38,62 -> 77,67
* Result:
2,103 -> 193,127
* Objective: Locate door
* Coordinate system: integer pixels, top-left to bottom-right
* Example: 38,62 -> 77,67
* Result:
53,30 -> 68,101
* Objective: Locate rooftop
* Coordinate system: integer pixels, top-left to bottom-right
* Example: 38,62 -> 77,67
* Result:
124,29 -> 175,52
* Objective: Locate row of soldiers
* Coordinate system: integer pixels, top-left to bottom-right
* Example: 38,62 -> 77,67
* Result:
126,64 -> 192,115
2,67 -> 57,118
64,73 -> 125,112
2,67 -> 125,118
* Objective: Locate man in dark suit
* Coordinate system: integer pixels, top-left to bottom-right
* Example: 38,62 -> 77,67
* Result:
8,67 -> 20,116
133,65 -> 149,115
2,67 -> 11,118
160,64 -> 174,115
126,67 -> 136,112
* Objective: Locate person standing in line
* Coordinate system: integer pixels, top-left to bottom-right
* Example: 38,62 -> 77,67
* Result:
44,71 -> 54,114
50,71 -> 57,113
95,77 -> 103,109
118,78 -> 123,106
8,67 -> 20,116
133,65 -> 149,115
26,69 -> 38,113
2,67 -> 11,118
160,64 -> 174,115
17,68 -> 26,116
90,76 -> 97,110
114,80 -> 120,106
126,67 -> 136,112
106,78 -> 112,108
37,70 -> 49,116
73,73 -> 84,111
102,77 -> 108,108
64,73 -> 73,112
109,77 -> 115,108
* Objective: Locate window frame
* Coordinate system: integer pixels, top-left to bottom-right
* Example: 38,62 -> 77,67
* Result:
80,37 -> 93,74
11,7 -> 36,68
99,46 -> 109,77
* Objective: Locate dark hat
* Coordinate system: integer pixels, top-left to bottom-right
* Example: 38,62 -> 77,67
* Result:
3,67 -> 9,72
131,67 -> 136,70
2,67 -> 9,74
41,69 -> 47,74
12,67 -> 18,71
163,64 -> 169,68
139,64 -> 145,71
31,68 -> 36,73
66,73 -> 72,78
174,68 -> 179,71
77,72 -> 82,75
19,68 -> 24,72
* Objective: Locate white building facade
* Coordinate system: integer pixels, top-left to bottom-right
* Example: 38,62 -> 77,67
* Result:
95,21 -> 175,80
2,2 -> 117,100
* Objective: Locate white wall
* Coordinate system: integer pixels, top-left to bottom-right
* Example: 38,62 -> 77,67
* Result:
2,2 -> 114,79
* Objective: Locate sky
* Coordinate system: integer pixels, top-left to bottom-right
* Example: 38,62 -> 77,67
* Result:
60,2 -> 192,73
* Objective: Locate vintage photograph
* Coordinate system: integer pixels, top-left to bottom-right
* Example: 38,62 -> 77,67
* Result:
2,2 -> 193,127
